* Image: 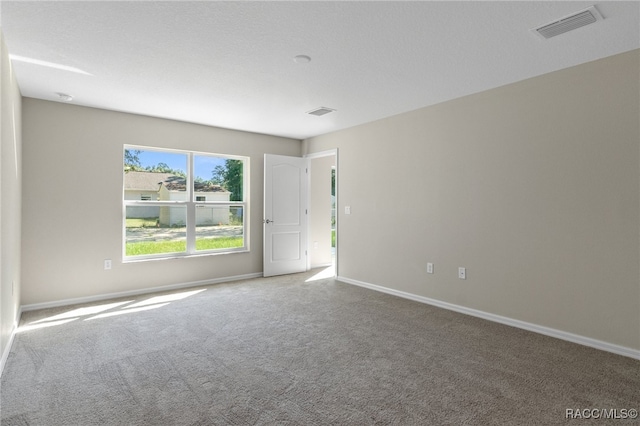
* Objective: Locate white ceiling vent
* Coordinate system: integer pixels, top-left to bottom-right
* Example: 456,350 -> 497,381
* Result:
532,6 -> 603,39
307,107 -> 336,117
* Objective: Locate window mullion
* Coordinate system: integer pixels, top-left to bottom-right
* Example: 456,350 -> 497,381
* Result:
186,153 -> 196,253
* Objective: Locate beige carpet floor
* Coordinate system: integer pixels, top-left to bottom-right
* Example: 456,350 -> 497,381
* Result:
1,270 -> 638,425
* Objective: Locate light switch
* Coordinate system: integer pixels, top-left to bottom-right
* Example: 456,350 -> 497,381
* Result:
345,206 -> 351,215
458,267 -> 466,280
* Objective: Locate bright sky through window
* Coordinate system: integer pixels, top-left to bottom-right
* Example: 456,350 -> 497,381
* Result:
136,150 -> 226,180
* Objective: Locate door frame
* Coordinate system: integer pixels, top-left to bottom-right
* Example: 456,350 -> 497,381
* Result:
304,148 -> 338,277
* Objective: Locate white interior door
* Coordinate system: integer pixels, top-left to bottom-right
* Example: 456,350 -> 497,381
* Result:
263,154 -> 308,277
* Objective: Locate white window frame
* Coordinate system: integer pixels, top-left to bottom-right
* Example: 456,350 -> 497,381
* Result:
123,145 -> 249,261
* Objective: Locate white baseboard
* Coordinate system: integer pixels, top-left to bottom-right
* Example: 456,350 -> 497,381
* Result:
21,273 -> 263,312
1,306 -> 22,378
337,275 -> 640,361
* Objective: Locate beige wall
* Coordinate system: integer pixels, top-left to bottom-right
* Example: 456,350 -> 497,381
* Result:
304,50 -> 640,351
1,31 -> 23,367
21,99 -> 300,305
309,154 -> 335,268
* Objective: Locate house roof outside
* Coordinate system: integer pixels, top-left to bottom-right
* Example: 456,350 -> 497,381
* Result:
124,171 -> 228,193
164,180 -> 228,193
124,171 -> 176,192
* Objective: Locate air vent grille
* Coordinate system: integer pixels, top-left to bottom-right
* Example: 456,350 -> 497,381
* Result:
533,6 -> 603,39
307,107 -> 336,117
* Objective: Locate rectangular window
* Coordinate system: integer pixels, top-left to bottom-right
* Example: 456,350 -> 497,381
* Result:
123,146 -> 249,260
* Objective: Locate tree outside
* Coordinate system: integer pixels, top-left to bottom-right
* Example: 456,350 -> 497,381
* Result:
211,159 -> 243,201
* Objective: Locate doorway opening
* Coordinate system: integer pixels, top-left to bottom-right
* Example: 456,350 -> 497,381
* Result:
331,165 -> 336,267
306,149 -> 337,277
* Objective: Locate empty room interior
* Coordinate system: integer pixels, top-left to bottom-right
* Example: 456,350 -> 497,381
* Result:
1,1 -> 639,424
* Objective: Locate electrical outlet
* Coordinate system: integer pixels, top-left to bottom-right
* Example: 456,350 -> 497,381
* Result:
345,206 -> 351,215
458,267 -> 466,280
104,259 -> 112,270
427,263 -> 434,274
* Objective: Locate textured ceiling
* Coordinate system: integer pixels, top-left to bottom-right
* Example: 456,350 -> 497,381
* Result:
1,1 -> 638,140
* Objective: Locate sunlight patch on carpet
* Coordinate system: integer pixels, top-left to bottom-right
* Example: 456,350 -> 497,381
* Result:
85,303 -> 170,320
127,289 -> 206,308
305,266 -> 335,282
31,301 -> 134,324
17,318 -> 78,333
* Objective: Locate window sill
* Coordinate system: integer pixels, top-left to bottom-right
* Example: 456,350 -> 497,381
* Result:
122,248 -> 249,264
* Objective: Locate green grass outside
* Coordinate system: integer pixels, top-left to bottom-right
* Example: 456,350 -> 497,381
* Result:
331,229 -> 336,248
126,236 -> 244,256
